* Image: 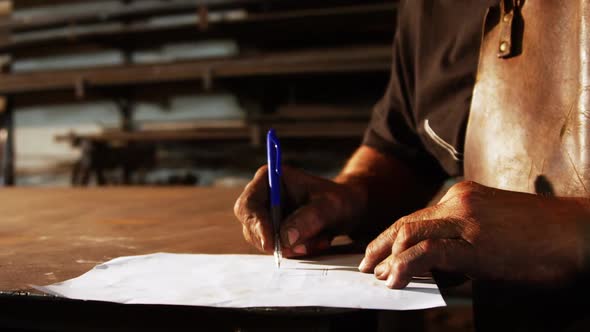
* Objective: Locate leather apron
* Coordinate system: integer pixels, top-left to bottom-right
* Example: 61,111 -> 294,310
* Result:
466,0 -> 590,196
465,1 -> 590,329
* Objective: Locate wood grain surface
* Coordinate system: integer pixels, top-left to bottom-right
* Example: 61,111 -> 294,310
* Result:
0,187 -> 258,291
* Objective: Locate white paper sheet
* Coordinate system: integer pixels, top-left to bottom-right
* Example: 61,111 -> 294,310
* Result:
34,253 -> 446,310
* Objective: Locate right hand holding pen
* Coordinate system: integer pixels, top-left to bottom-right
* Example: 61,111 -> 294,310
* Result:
234,165 -> 366,257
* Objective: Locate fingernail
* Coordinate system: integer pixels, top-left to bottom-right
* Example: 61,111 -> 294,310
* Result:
386,274 -> 395,288
293,244 -> 307,255
358,258 -> 368,271
374,263 -> 385,277
287,228 -> 299,245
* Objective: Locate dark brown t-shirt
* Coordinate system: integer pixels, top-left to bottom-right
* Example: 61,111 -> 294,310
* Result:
363,0 -> 498,179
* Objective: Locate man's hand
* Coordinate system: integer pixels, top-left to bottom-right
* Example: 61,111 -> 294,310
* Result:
358,181 -> 589,289
234,165 -> 366,257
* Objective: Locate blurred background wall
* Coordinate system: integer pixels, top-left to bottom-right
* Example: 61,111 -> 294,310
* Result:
0,0 -> 396,187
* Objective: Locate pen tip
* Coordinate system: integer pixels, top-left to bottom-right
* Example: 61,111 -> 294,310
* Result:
274,247 -> 282,269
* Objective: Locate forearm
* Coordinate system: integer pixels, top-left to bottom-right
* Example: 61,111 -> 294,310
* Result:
334,145 -> 444,241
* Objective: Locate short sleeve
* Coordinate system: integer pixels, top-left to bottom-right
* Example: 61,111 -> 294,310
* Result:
362,3 -> 447,182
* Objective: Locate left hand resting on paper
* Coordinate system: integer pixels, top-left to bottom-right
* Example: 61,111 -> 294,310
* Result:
358,181 -> 590,288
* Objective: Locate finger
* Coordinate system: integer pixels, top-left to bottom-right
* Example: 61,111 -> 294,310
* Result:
371,218 -> 461,279
284,233 -> 334,258
234,166 -> 274,252
280,199 -> 332,248
234,166 -> 270,222
242,211 -> 273,253
373,255 -> 435,281
391,218 -> 461,258
357,227 -> 395,273
242,225 -> 254,247
358,206 -> 446,273
373,254 -> 392,280
384,239 -> 472,289
242,221 -> 275,254
241,214 -> 274,254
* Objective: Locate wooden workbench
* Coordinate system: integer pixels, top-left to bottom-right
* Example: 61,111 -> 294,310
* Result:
0,187 -> 257,291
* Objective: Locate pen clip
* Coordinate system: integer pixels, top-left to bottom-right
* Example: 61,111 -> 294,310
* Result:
266,129 -> 282,207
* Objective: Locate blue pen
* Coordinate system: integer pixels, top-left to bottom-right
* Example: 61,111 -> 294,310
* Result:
266,129 -> 282,269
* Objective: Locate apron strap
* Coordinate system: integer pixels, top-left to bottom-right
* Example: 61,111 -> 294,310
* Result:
498,0 -> 524,58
